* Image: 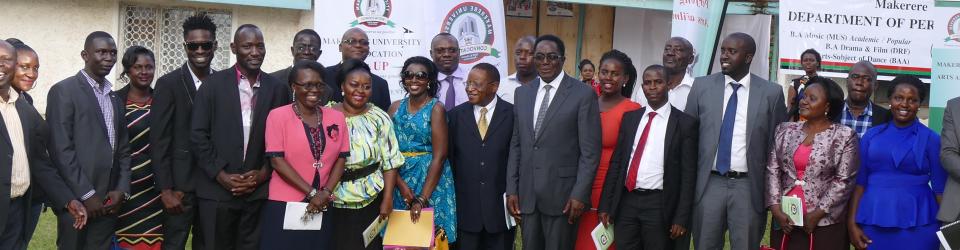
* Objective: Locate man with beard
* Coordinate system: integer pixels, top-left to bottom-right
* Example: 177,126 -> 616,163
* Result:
191,24 -> 290,249
841,60 -> 892,137
499,36 -> 536,104
150,13 -> 217,250
47,31 -> 132,250
324,28 -> 391,110
633,37 -> 695,111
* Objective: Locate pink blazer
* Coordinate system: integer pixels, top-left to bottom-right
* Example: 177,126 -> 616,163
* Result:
265,105 -> 350,202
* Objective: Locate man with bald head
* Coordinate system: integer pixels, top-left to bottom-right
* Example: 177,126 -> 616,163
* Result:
324,28 -> 391,110
684,32 -> 786,249
432,33 -> 468,110
842,60 -> 891,137
47,31 -> 131,250
191,24 -> 290,249
499,36 -> 536,104
633,37 -> 695,111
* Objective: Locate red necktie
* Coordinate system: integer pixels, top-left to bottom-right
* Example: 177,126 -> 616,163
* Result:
625,112 -> 657,190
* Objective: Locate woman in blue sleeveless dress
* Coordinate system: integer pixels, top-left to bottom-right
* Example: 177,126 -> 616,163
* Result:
388,56 -> 457,243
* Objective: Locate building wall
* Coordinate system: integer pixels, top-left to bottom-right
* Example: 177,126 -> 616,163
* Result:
0,0 -> 312,114
504,1 -> 615,77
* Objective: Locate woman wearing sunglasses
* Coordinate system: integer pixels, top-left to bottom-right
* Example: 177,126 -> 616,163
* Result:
388,56 -> 458,244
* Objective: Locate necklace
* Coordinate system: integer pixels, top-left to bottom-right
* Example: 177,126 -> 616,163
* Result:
293,103 -> 325,169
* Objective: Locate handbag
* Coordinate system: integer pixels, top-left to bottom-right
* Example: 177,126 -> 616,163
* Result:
432,228 -> 449,250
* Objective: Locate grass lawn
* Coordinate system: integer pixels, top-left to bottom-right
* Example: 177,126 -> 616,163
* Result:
27,211 -> 193,250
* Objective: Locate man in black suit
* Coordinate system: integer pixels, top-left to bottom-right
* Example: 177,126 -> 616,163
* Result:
191,24 -> 290,250
324,28 -> 391,110
270,29 -> 321,85
448,63 -> 515,250
598,65 -> 698,249
46,31 -> 132,250
150,13 -> 217,250
842,60 -> 892,137
0,40 -> 86,249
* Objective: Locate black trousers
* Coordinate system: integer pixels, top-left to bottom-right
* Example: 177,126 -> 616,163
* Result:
163,192 -> 201,250
458,227 -> 515,250
55,203 -> 118,250
329,194 -> 384,250
614,190 -> 669,250
197,198 -> 263,250
0,197 -> 25,249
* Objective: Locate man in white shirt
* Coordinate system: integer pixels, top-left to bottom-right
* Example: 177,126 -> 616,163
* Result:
432,33 -> 468,110
633,37 -> 695,111
598,64 -> 698,250
499,36 -> 537,104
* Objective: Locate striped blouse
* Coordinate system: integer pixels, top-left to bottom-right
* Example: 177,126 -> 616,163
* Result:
332,104 -> 405,209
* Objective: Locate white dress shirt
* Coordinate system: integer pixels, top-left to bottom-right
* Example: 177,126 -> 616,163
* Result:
474,96 -> 498,124
188,64 -> 214,90
533,71 -> 566,125
497,73 -> 523,104
632,72 -> 693,111
0,89 -> 29,198
237,70 -> 260,160
716,73 -> 751,172
628,103 -> 670,190
437,66 -> 469,108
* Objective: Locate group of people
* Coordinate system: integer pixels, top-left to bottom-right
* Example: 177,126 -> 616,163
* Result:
0,11 -> 958,250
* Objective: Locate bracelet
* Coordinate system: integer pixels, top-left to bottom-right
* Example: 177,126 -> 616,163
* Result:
306,188 -> 319,200
416,196 -> 430,207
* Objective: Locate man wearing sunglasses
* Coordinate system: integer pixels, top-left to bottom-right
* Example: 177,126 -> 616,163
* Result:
150,13 -> 218,250
323,28 -> 391,111
506,34 -> 601,250
431,33 -> 468,110
270,29 -> 321,86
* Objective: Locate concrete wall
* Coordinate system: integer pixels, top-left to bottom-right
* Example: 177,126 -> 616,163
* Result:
0,0 -> 313,114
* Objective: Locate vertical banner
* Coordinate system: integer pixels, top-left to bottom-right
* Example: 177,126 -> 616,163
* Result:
778,0 -> 936,80
670,0 -> 727,77
930,4 -> 960,132
314,0 -> 508,101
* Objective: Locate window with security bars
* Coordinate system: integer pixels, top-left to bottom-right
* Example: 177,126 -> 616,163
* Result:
118,4 -> 233,85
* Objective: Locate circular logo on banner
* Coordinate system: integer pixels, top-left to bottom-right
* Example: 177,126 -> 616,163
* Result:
352,0 -> 393,28
441,2 -> 501,64
947,13 -> 960,43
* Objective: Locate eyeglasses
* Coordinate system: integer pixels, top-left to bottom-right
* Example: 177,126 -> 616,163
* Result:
433,47 -> 459,54
534,53 -> 563,62
292,81 -> 325,90
341,39 -> 370,46
464,80 -> 496,90
184,42 -> 215,51
401,71 -> 429,82
295,45 -> 321,54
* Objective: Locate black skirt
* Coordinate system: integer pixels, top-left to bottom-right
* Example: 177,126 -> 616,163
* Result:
259,200 -> 333,249
329,193 -> 385,250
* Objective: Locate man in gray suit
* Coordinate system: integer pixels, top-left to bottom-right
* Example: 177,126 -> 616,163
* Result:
506,34 -> 601,250
684,33 -> 786,249
939,96 -> 960,224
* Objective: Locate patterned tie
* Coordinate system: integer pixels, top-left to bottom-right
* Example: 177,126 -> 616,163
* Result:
625,112 -> 657,190
444,76 -> 456,110
478,107 -> 489,140
716,82 -> 742,174
534,84 -> 553,136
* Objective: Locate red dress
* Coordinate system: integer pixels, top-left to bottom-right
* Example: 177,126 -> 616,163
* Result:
575,100 -> 641,249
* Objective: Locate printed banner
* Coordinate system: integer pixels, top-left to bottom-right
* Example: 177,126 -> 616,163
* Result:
670,0 -> 727,77
314,0 -> 509,101
779,0 -> 937,79
929,4 -> 960,132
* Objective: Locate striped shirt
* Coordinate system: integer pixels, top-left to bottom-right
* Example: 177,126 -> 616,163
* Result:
0,89 -> 29,198
80,70 -> 117,150
331,105 -> 405,209
842,102 -> 873,137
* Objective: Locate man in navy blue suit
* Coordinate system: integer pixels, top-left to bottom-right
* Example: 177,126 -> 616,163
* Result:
448,63 -> 515,250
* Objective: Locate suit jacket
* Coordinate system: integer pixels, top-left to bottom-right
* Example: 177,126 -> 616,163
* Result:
46,71 -> 131,200
0,95 -> 74,236
150,64 -> 201,193
269,66 -> 292,87
940,97 -> 960,222
191,68 -> 291,201
870,103 -> 892,126
765,122 -> 859,225
323,63 -> 392,111
506,74 -> 602,216
683,72 -> 786,213
448,98 -> 514,233
598,106 -> 698,228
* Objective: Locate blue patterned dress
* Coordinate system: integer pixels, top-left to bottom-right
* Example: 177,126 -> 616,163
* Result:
392,98 -> 457,242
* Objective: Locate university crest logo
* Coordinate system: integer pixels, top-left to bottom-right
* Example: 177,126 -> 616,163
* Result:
441,2 -> 501,63
946,13 -> 960,43
352,0 -> 394,28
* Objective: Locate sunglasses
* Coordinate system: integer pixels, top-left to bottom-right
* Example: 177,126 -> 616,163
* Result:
184,42 -> 215,51
534,53 -> 563,62
401,71 -> 429,82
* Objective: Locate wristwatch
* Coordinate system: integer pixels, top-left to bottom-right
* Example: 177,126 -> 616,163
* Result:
123,192 -> 131,201
307,188 -> 319,200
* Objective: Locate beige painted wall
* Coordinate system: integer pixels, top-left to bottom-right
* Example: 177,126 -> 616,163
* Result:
0,0 -> 313,114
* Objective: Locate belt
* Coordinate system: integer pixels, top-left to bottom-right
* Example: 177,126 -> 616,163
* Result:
402,152 -> 429,157
341,163 -> 380,181
711,170 -> 748,179
628,188 -> 662,193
